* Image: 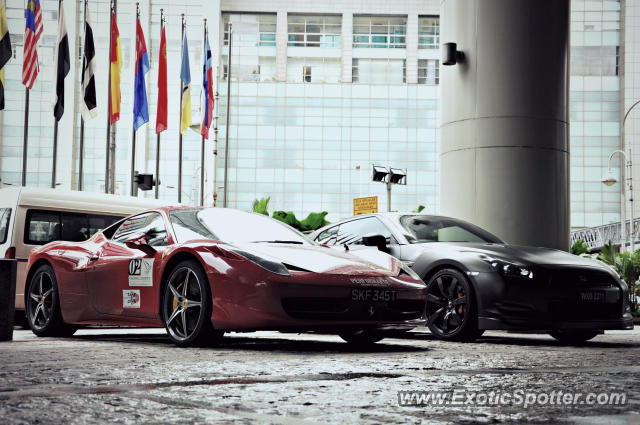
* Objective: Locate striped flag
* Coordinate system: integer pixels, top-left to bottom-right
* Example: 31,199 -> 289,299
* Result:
81,5 -> 97,120
133,16 -> 149,131
0,0 -> 10,110
53,0 -> 69,121
155,22 -> 167,134
180,34 -> 192,136
109,11 -> 122,124
22,0 -> 43,89
200,35 -> 213,139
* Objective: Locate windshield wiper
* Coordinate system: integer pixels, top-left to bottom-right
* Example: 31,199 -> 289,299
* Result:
251,240 -> 304,244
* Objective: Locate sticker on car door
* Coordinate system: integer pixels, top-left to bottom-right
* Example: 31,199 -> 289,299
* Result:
128,259 -> 154,287
123,290 -> 141,308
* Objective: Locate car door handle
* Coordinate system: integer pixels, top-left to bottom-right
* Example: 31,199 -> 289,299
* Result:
89,255 -> 99,262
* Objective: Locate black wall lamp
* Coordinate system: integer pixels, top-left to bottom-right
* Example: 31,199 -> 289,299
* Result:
442,42 -> 465,66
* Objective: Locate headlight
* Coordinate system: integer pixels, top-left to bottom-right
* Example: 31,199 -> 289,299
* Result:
230,249 -> 291,276
481,255 -> 533,279
400,263 -> 422,281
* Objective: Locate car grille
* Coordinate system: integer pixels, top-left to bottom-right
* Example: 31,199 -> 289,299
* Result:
549,268 -> 615,288
550,300 -> 621,321
281,297 -> 425,321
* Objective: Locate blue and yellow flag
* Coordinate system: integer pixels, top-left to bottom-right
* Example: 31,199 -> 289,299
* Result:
180,34 -> 192,135
133,17 -> 150,131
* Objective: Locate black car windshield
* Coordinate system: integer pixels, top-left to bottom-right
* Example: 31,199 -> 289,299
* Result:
398,215 -> 503,244
169,208 -> 313,245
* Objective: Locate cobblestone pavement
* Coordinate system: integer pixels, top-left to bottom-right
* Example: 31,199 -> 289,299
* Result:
0,327 -> 639,424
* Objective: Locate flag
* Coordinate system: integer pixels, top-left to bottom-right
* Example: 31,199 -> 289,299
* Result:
155,23 -> 167,134
81,5 -> 97,120
109,12 -> 122,125
133,17 -> 149,131
200,35 -> 213,139
180,34 -> 192,136
53,0 -> 70,122
0,0 -> 10,110
22,0 -> 43,89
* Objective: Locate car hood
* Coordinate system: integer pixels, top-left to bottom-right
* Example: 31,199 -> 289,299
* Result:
232,243 -> 400,276
418,242 -> 607,269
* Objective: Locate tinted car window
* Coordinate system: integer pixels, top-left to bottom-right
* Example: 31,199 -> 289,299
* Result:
25,210 -> 123,245
26,210 -> 61,244
0,208 -> 11,244
112,213 -> 169,246
399,215 -> 502,244
336,217 -> 393,245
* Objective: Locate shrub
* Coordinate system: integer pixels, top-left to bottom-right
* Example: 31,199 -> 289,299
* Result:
570,240 -> 590,255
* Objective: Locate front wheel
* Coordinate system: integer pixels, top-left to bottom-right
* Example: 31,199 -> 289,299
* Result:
339,329 -> 384,345
162,260 -> 223,347
425,268 -> 479,342
26,264 -> 77,337
549,330 -> 599,344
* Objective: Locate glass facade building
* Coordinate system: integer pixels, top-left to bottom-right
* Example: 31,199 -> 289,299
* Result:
0,0 -> 633,229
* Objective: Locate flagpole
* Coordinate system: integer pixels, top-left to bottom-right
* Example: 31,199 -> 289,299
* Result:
200,19 -> 207,206
51,0 -> 62,189
178,14 -> 185,203
155,8 -> 164,200
79,0 -> 87,191
223,22 -> 232,208
130,2 -> 140,197
22,87 -> 28,186
213,88 -> 219,207
105,0 -> 116,193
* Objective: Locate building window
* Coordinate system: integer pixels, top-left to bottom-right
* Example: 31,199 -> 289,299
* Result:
303,66 -> 312,82
571,46 -> 618,76
223,13 -> 277,47
418,59 -> 439,85
351,58 -> 404,84
353,15 -> 407,49
352,58 -> 359,82
418,16 -> 439,49
288,15 -> 342,48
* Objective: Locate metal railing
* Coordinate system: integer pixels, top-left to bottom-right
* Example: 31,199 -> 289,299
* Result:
571,219 -> 640,250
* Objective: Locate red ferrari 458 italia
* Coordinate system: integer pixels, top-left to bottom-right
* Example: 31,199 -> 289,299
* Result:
24,207 -> 427,346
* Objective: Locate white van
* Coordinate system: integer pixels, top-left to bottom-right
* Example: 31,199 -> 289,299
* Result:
0,187 -> 176,313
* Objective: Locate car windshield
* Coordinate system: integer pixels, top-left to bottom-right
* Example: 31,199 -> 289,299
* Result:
398,215 -> 503,244
169,208 -> 313,245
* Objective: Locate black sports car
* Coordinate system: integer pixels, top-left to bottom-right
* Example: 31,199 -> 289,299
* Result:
311,213 -> 634,343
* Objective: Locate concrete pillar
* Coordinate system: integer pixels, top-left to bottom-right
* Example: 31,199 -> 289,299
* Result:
275,11 -> 287,82
439,0 -> 569,250
341,12 -> 353,83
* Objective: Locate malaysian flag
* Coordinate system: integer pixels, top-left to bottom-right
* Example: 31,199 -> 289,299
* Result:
22,0 -> 43,89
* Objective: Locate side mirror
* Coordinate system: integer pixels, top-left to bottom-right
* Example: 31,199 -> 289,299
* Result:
124,233 -> 156,256
362,233 -> 388,252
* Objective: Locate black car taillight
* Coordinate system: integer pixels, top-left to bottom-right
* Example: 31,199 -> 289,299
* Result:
4,246 -> 15,259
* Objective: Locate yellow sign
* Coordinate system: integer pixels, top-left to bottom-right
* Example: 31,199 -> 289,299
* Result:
353,196 -> 378,216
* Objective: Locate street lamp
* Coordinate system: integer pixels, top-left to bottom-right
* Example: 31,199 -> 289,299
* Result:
603,150 -> 633,251
371,165 -> 407,212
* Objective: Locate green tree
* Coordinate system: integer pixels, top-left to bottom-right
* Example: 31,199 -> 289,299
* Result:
252,197 -> 270,215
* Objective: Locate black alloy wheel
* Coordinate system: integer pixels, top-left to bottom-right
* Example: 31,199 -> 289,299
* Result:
162,260 -> 223,347
425,268 -> 482,342
26,264 -> 77,337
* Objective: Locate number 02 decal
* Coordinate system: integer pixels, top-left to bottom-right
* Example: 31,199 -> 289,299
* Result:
128,258 -> 154,287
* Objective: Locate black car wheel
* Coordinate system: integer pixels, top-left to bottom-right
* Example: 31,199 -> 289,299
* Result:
339,329 -> 385,345
425,268 -> 481,342
162,260 -> 223,347
548,330 -> 599,345
26,264 -> 77,337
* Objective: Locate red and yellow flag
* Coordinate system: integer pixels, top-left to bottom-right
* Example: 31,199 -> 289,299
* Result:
109,12 -> 122,125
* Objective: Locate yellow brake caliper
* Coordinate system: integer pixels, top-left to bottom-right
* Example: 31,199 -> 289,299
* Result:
172,282 -> 184,311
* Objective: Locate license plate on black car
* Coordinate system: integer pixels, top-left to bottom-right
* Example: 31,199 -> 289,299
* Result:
351,288 -> 396,302
579,290 -> 605,303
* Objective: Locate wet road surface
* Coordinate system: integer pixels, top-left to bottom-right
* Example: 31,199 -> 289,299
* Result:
1,328 -> 639,424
